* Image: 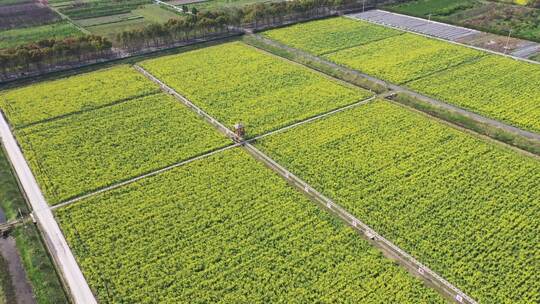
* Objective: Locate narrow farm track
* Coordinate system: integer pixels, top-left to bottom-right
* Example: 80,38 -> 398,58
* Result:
132,65 -> 478,304
246,34 -> 540,142
0,112 -> 96,304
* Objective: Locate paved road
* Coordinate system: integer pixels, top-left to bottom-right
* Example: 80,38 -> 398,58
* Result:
0,112 -> 96,304
349,10 -> 540,61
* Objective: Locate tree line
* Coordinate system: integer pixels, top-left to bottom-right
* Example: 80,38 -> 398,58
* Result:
0,0 -> 377,79
0,35 -> 112,77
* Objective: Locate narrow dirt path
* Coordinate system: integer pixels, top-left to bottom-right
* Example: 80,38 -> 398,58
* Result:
0,236 -> 36,304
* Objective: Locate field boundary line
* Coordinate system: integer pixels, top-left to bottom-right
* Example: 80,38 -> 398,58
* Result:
386,98 -> 540,160
243,143 -> 477,304
246,34 -> 540,142
51,143 -> 241,210
0,111 -> 96,304
317,31 -> 406,56
345,11 -> 540,66
53,68 -> 381,210
133,64 -> 478,304
249,94 -> 384,142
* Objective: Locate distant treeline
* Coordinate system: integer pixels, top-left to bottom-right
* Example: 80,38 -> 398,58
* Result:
0,36 -> 112,76
0,0 -> 384,79
116,0 -> 373,49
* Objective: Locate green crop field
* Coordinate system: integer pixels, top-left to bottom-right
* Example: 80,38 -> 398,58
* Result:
140,41 -> 372,136
256,100 -> 540,303
325,33 -> 485,84
0,21 -> 82,49
0,65 -> 160,127
262,18 -> 402,55
15,93 -> 228,204
0,255 -> 14,304
59,0 -> 152,20
407,55 -> 540,133
55,148 -> 444,303
262,17 -> 540,133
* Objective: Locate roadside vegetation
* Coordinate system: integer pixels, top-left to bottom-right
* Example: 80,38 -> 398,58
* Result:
0,149 -> 67,303
0,254 -> 15,304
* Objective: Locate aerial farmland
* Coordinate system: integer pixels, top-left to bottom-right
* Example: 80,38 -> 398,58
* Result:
0,0 -> 538,303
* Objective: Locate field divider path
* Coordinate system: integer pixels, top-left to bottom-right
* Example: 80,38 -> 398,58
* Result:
245,34 -> 540,142
51,143 -> 241,210
132,64 -> 478,304
52,69 -> 380,211
0,111 -> 97,304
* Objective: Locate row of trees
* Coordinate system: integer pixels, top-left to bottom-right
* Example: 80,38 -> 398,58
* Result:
1,0 -> 373,79
115,0 -> 369,51
116,11 -> 234,51
0,36 -> 112,77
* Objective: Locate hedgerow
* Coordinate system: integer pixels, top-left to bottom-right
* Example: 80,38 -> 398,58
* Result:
139,41 -> 372,137
17,93 -> 228,204
55,149 -> 444,303
0,65 -> 160,127
256,100 -> 540,303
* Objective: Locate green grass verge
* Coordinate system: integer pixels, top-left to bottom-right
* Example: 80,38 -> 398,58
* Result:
0,254 -> 15,304
0,148 -> 67,304
15,93 -> 229,205
390,92 -> 540,155
407,55 -> 540,134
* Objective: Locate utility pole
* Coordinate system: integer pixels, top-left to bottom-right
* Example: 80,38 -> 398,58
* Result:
428,13 -> 432,22
504,30 -> 512,54
362,0 -> 365,12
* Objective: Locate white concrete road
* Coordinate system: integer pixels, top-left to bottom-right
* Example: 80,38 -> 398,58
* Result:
0,112 -> 96,304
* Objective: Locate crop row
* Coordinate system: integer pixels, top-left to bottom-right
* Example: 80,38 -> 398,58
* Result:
17,93 -> 229,204
139,41 -> 372,137
256,100 -> 540,303
262,17 -> 402,55
261,17 -> 540,133
408,55 -> 540,133
324,33 -> 485,84
0,65 -> 160,127
55,148 -> 445,303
